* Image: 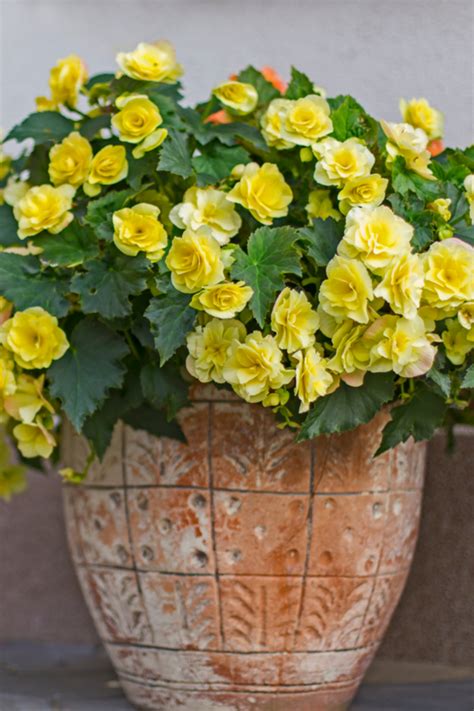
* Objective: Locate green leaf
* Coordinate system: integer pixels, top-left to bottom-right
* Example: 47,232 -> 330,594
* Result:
157,130 -> 193,178
0,253 -> 69,316
82,372 -> 143,459
427,367 -> 451,398
193,143 -> 250,185
140,361 -> 189,419
85,189 -> 134,240
445,182 -> 469,223
237,66 -> 279,105
145,287 -> 196,365
48,318 -> 128,431
462,364 -> 474,389
298,373 -> 395,441
25,144 -> 50,185
5,112 -> 75,144
0,205 -> 22,246
123,403 -> 185,442
34,222 -> 99,267
391,156 -> 439,201
178,107 -> 223,145
285,67 -> 314,100
110,76 -> 183,103
147,92 -> 187,131
85,73 -> 115,90
376,384 -> 447,455
79,114 -> 111,139
71,254 -> 149,319
453,220 -> 474,247
330,96 -> 364,141
231,226 -> 302,327
299,218 -> 343,267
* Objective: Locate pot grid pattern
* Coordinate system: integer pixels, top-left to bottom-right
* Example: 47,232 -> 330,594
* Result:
63,389 -> 426,711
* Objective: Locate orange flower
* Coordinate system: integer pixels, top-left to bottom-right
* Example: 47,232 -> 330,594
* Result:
428,139 -> 444,157
261,66 -> 287,93
205,109 -> 232,125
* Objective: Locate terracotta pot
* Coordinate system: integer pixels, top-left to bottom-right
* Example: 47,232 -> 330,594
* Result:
63,386 -> 426,711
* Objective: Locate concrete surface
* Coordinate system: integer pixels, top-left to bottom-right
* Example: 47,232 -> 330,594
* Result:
0,0 -> 473,148
0,644 -> 473,711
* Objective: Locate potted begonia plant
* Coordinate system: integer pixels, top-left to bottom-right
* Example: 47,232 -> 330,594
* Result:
1,40 -> 473,711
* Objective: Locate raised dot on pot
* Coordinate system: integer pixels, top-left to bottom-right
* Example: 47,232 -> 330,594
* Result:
159,518 -> 172,534
141,545 -> 154,562
192,550 -> 208,568
190,493 -> 207,510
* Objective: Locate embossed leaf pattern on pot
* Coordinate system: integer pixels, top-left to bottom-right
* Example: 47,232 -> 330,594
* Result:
63,392 -> 426,711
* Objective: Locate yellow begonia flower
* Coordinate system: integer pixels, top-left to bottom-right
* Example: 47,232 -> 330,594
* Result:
294,347 -> 333,412
226,162 -> 293,224
464,175 -> 474,222
458,302 -> 474,331
3,177 -> 29,207
427,198 -> 451,222
113,203 -> 168,262
271,287 -> 319,353
319,255 -> 374,324
112,94 -> 163,143
4,374 -> 54,424
190,281 -> 253,319
49,54 -> 88,107
48,132 -> 92,187
305,189 -> 341,222
421,238 -> 474,317
261,95 -> 333,148
170,187 -> 242,245
0,307 -> 69,370
84,145 -> 128,196
0,141 -> 11,181
327,320 -> 373,387
223,331 -> 294,403
0,434 -> 27,501
260,99 -> 295,150
116,41 -> 182,83
213,81 -> 258,115
0,348 -> 16,397
35,96 -> 58,112
367,314 -> 437,378
313,137 -> 375,187
186,318 -> 246,384
13,419 -> 56,459
0,298 -> 12,326
381,120 -> 434,180
58,467 -> 86,484
374,252 -> 424,319
0,465 -> 27,501
132,128 -> 168,159
400,98 -> 444,140
338,174 -> 388,213
442,318 -> 473,365
13,184 -> 75,239
339,205 -> 413,273
166,228 -> 225,293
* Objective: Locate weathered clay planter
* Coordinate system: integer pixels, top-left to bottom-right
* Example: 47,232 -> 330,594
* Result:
63,386 -> 426,711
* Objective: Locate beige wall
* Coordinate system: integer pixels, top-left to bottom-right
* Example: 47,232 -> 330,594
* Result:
0,0 -> 473,147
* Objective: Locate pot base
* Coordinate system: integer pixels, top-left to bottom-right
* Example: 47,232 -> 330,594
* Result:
122,677 -> 354,711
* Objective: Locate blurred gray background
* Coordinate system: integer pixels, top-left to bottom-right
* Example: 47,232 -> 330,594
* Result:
0,0 -> 473,667
1,0 -> 473,147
